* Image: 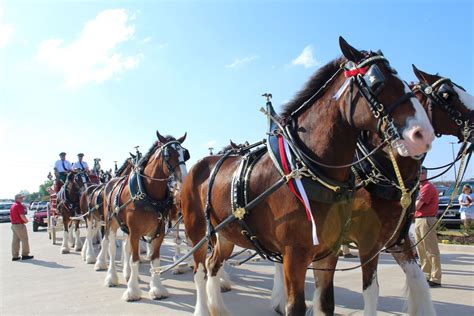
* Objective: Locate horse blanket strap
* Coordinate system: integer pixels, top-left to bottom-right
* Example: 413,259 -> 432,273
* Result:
110,177 -> 129,234
88,185 -> 104,212
230,146 -> 283,261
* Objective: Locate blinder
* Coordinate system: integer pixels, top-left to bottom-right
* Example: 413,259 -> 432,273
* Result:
437,82 -> 456,102
183,148 -> 190,161
363,64 -> 385,96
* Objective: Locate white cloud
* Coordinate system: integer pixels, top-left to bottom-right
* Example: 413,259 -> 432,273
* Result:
142,36 -> 152,44
36,9 -> 142,88
226,55 -> 258,69
0,7 -> 13,48
292,45 -> 319,68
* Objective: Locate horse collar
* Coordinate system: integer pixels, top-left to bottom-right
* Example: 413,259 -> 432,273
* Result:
128,169 -> 173,215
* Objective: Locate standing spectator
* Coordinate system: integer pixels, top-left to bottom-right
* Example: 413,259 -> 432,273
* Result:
414,166 -> 441,287
458,184 -> 474,236
54,152 -> 72,191
10,193 -> 34,261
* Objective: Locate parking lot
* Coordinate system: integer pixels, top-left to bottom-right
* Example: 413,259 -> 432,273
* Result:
0,217 -> 473,315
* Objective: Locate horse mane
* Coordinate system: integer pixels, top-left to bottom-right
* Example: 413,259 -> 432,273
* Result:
140,135 -> 176,165
116,157 -> 132,176
280,56 -> 345,118
218,140 -> 249,154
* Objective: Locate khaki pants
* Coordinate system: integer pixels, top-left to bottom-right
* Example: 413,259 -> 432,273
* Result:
415,217 -> 441,283
11,224 -> 30,258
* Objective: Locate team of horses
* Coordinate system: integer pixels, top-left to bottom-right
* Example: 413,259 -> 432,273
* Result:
52,37 -> 473,316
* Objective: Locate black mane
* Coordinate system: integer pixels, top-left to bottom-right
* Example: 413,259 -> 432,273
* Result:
280,57 -> 344,118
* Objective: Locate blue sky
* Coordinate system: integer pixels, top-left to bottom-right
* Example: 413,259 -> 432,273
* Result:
0,0 -> 473,198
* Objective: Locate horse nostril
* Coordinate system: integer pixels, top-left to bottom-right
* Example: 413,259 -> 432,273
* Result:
414,130 -> 423,140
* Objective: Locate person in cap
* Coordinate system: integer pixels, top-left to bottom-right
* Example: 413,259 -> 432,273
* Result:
54,152 -> 72,184
72,153 -> 90,184
72,153 -> 90,173
10,193 -> 34,261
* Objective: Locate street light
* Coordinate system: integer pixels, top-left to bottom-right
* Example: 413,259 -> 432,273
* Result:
208,147 -> 214,155
449,142 -> 457,178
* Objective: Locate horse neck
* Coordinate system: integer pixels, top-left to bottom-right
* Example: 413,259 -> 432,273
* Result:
296,95 -> 358,182
142,157 -> 169,200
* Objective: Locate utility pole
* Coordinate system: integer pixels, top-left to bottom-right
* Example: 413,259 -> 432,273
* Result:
208,147 -> 214,155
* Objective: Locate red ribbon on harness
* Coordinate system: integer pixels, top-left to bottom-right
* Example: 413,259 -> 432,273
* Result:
344,66 -> 369,78
277,135 -> 312,222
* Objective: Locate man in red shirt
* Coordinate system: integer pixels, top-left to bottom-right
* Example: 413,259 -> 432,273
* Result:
10,193 -> 34,261
414,167 -> 441,287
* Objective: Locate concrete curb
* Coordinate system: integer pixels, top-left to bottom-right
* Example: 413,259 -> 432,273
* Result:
438,243 -> 473,252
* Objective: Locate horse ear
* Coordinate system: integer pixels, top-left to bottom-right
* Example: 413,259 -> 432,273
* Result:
230,139 -> 237,148
339,36 -> 365,63
156,130 -> 168,144
129,152 -> 136,159
177,132 -> 187,144
412,64 -> 435,84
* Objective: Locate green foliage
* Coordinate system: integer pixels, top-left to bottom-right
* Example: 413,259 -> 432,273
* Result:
25,179 -> 54,202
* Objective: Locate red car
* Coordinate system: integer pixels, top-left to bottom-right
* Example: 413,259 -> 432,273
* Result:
32,202 -> 48,232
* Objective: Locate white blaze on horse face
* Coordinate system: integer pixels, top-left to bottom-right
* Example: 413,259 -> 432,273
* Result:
397,81 -> 435,157
178,147 -> 188,181
453,85 -> 474,110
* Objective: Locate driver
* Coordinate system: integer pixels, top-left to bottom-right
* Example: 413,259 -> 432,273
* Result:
54,152 -> 72,188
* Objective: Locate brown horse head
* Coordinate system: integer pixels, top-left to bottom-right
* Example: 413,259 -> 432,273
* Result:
155,131 -> 190,184
338,37 -> 434,156
413,65 -> 474,142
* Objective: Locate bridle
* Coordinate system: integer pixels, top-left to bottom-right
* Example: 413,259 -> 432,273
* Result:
414,77 -> 474,139
285,54 -> 417,174
137,140 -> 190,183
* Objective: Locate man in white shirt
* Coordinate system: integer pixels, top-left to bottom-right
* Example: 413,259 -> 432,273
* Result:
54,152 -> 72,183
72,153 -> 90,173
73,153 -> 90,184
53,152 -> 72,192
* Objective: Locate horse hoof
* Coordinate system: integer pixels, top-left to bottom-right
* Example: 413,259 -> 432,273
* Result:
61,248 -> 70,254
104,276 -> 119,287
85,257 -> 96,264
122,290 -> 142,302
74,247 -> 82,252
94,263 -> 107,271
149,287 -> 168,300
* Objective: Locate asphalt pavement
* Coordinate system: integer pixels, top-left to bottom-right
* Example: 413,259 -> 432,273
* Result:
0,218 -> 473,315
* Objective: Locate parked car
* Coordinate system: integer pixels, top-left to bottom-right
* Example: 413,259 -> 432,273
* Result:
437,180 -> 474,227
435,185 -> 448,196
33,202 -> 49,232
0,202 -> 13,222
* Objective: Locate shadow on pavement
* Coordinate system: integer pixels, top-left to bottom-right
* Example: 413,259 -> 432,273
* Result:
19,258 -> 74,269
